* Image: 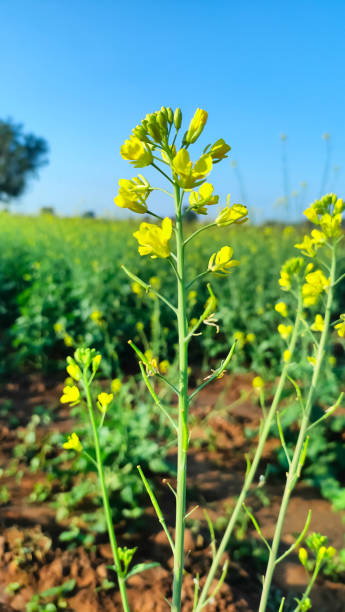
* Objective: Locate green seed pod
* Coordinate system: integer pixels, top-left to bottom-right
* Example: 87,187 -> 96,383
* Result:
174,107 -> 182,130
166,107 -> 173,123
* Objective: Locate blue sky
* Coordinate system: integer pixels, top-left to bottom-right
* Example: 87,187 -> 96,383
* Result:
1,0 -> 345,221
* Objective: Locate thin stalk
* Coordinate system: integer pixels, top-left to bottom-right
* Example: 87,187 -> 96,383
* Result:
183,222 -> 216,247
83,375 -> 130,612
195,297 -> 303,611
258,246 -> 336,612
171,182 -> 189,612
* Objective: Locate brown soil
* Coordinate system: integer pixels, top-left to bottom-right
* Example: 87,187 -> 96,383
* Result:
0,374 -> 344,611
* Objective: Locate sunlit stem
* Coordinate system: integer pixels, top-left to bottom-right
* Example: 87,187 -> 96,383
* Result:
171,180 -> 189,612
138,361 -> 177,431
82,373 -> 130,612
137,465 -> 175,554
184,222 -> 216,248
258,244 -> 337,612
186,269 -> 210,290
121,265 -> 177,314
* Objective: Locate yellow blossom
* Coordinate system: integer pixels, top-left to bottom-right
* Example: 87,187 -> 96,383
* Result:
302,269 -> 329,307
275,302 -> 288,317
114,175 -> 151,213
90,310 -> 103,324
64,334 -> 73,347
307,356 -> 317,366
335,314 -> 345,337
120,136 -> 153,167
132,282 -> 143,296
283,349 -> 291,363
294,235 -> 318,257
159,360 -> 170,374
133,217 -> 172,259
149,276 -> 161,290
97,392 -> 114,413
209,138 -> 231,162
320,213 -> 342,238
216,196 -> 248,226
136,321 -> 144,332
92,354 -> 102,372
145,357 -> 159,376
189,183 -> 219,214
188,290 -> 197,303
252,376 -> 264,390
246,332 -> 256,343
208,246 -> 240,275
278,324 -> 293,340
299,548 -> 308,566
54,322 -> 63,333
111,378 -> 122,393
185,108 -> 208,144
234,331 -> 246,348
172,149 -> 213,190
311,314 -> 324,332
60,385 -> 80,404
63,432 -> 82,453
328,355 -> 336,366
66,363 -> 81,381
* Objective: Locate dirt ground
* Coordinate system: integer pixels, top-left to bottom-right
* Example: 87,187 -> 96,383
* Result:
0,374 -> 344,611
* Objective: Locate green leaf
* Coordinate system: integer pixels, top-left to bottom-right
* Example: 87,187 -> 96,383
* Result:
125,562 -> 160,581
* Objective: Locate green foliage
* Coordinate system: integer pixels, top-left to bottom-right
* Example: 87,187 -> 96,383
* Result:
25,579 -> 75,611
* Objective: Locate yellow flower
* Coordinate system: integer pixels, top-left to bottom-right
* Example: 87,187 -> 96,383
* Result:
145,357 -> 159,376
299,547 -> 308,566
159,360 -> 170,374
66,363 -> 81,381
111,378 -> 122,393
252,376 -> 264,390
132,281 -> 143,296
335,314 -> 345,337
133,217 -> 172,259
283,349 -> 291,363
188,290 -> 197,302
246,332 -> 256,343
320,213 -> 342,238
279,271 -> 291,291
209,138 -> 231,162
234,331 -> 246,348
97,392 -> 114,414
302,269 -> 329,307
189,183 -> 219,214
60,385 -> 80,404
172,149 -> 213,190
63,432 -> 82,453
311,314 -> 324,332
328,355 -> 336,366
307,356 -> 317,366
278,257 -> 304,292
92,353 -> 102,372
136,321 -> 144,332
208,246 -> 240,275
114,175 -> 151,213
90,310 -> 103,324
215,196 -> 248,226
294,235 -> 318,257
54,322 -> 63,334
185,108 -> 208,144
149,276 -> 161,290
275,302 -> 288,317
278,324 -> 293,340
120,136 -> 153,167
64,334 -> 73,347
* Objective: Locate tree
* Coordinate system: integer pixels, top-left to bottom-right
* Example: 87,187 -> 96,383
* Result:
0,119 -> 48,202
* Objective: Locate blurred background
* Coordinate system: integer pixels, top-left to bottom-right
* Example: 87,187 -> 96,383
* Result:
1,0 -> 345,222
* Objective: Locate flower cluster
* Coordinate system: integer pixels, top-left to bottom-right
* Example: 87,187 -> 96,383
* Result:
295,194 -> 344,258
302,269 -> 330,307
133,217 -> 172,259
278,257 -> 305,291
208,246 -> 239,276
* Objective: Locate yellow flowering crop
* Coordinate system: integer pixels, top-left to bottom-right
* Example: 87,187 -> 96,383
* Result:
311,314 -> 324,332
208,246 -> 239,275
215,197 -> 248,226
302,269 -> 329,307
63,432 -> 83,453
189,183 -> 219,214
120,136 -> 153,167
114,175 -> 151,214
283,349 -> 291,363
172,149 -> 212,190
66,363 -> 81,381
133,217 -> 172,259
252,376 -> 264,390
185,108 -> 208,144
278,324 -> 293,340
60,385 -> 80,404
97,392 -> 114,414
335,314 -> 345,337
275,302 -> 288,317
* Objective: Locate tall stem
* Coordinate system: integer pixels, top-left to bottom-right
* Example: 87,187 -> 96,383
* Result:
171,183 -> 189,612
258,246 -> 337,612
195,297 -> 303,611
83,377 -> 130,612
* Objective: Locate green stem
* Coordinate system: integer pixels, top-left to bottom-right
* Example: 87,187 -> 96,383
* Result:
83,375 -> 130,612
195,296 -> 303,612
258,246 -> 337,612
171,182 -> 189,612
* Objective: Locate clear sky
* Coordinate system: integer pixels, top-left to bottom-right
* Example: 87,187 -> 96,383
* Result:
1,0 -> 345,221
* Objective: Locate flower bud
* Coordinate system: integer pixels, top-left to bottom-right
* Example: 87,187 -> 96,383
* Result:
166,107 -> 173,123
174,108 -> 182,130
185,108 -> 208,144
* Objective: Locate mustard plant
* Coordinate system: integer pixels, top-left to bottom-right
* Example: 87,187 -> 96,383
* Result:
59,108 -> 344,611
